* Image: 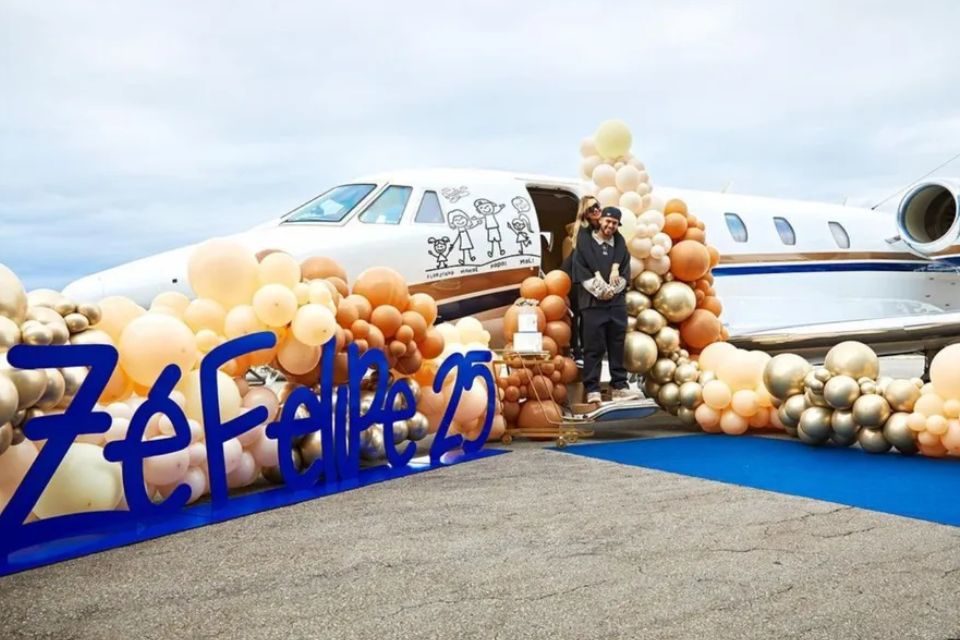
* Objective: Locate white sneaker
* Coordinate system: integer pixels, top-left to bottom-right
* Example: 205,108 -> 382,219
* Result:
611,388 -> 641,401
586,392 -> 602,404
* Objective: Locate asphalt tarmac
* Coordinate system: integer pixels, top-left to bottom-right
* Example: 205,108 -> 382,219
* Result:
2,412 -> 959,640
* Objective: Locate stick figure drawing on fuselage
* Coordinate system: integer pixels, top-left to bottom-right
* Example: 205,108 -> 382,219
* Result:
474,198 -> 506,258
427,236 -> 453,269
448,209 -> 483,265
508,214 -> 534,254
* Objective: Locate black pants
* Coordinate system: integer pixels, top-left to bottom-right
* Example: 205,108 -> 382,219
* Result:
581,306 -> 628,395
560,253 -> 584,358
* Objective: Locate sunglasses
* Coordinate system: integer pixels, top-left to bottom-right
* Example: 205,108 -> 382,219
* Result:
586,203 -> 600,212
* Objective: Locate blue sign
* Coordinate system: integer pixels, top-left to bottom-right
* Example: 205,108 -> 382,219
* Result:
0,331 -> 502,576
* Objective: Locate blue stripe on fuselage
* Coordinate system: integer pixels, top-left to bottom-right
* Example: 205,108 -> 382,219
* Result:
713,259 -> 960,276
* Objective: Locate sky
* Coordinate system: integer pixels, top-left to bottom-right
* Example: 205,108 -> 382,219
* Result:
2,0 -> 960,290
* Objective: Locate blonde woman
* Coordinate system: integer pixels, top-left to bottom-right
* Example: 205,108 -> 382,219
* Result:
561,195 -> 603,366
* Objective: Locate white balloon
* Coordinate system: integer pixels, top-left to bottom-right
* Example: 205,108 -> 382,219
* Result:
653,232 -> 674,251
641,194 -> 652,211
597,186 -> 621,208
580,136 -> 598,158
619,191 -> 643,214
615,165 -> 643,193
640,210 -> 666,230
592,164 -> 617,188
619,210 -> 638,239
650,245 -> 665,259
629,158 -> 646,171
645,255 -> 672,275
632,237 -> 653,257
579,155 -> 602,180
637,183 -> 652,197
648,194 -> 666,212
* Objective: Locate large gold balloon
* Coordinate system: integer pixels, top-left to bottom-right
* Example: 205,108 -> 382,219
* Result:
636,309 -> 667,335
823,375 -> 860,410
653,282 -> 697,323
0,263 -> 27,324
679,381 -> 702,409
798,407 -> 832,444
0,374 -> 18,426
824,341 -> 879,380
884,380 -> 920,413
0,316 -> 20,352
852,394 -> 890,429
763,354 -> 812,401
830,410 -> 858,440
624,332 -> 658,374
651,358 -> 677,384
21,321 -> 53,346
858,427 -> 891,454
0,354 -> 47,409
655,326 -> 681,355
626,291 -> 650,317
883,413 -> 917,454
634,271 -> 662,296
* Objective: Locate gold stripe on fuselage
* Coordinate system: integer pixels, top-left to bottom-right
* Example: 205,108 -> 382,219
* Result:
409,266 -> 539,302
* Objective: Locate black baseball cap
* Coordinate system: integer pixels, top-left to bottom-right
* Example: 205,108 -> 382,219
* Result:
600,206 -> 622,223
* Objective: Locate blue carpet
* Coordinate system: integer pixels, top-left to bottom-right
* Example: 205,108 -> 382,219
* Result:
557,435 -> 960,527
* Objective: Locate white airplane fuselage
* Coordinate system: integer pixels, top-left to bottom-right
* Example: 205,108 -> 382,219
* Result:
62,169 -> 960,357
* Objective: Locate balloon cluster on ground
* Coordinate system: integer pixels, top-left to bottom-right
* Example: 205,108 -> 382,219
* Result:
497,272 -> 580,432
0,241 -> 505,519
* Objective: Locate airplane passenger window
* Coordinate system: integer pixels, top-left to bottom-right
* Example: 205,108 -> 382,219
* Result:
829,221 -> 850,248
773,217 -> 796,245
415,191 -> 445,223
359,185 -> 413,224
724,213 -> 748,242
284,184 -> 376,223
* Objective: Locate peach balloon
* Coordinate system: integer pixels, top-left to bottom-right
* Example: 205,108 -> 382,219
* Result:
95,296 -> 147,343
187,239 -> 260,309
684,228 -> 706,243
663,213 -> 688,241
119,314 -> 198,386
301,256 -> 347,283
402,311 -> 428,342
544,270 -> 572,298
224,305 -> 266,339
326,277 -> 349,299
940,420 -> 960,452
252,284 -> 298,328
152,292 -> 191,316
292,304 -> 337,347
930,344 -> 960,400
517,399 -> 563,429
695,404 -> 722,432
418,327 -> 445,360
520,277 -> 548,301
720,409 -> 749,435
731,390 -> 760,417
336,299 -> 360,329
258,251 -> 301,289
915,393 -> 945,418
408,293 -> 439,326
707,245 -> 721,267
353,267 -> 409,310
908,412 -> 928,432
0,441 -> 38,496
698,341 -> 737,373
664,199 -> 689,216
540,295 -> 567,322
546,321 -> 572,348
919,440 -> 947,457
679,309 -> 723,351
669,241 -> 711,282
927,414 -> 949,435
703,380 -> 732,410
700,296 -> 723,316
183,298 -> 227,335
748,407 -> 770,428
143,437 -> 191,486
276,335 -> 321,375
371,305 -> 403,339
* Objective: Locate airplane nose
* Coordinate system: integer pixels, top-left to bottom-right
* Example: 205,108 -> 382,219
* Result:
61,275 -> 104,303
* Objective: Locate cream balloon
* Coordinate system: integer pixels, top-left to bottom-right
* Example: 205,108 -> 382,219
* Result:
252,284 -> 299,328
151,292 -> 191,317
291,304 -> 337,347
615,165 -> 643,193
592,164 -> 617,188
258,251 -> 302,289
580,156 -> 602,181
34,443 -> 123,518
619,191 -> 643,215
187,239 -> 260,308
95,296 -> 146,343
118,314 -> 198,386
580,137 -> 598,158
596,186 -> 621,208
178,369 -> 243,425
224,305 -> 266,339
183,298 -> 227,335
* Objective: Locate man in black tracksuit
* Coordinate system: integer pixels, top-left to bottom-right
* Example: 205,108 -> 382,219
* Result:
572,206 -> 640,404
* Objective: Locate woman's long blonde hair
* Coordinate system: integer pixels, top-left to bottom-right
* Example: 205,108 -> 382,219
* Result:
570,195 -> 599,249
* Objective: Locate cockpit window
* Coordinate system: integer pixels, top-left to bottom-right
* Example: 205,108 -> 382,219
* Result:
360,185 -> 413,225
415,190 -> 445,223
284,184 -> 376,223
724,213 -> 749,243
773,217 -> 796,245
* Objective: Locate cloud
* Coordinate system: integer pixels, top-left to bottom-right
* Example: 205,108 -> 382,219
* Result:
2,0 -> 960,290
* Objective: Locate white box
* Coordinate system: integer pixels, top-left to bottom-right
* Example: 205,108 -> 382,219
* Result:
513,332 -> 543,353
517,313 -> 539,333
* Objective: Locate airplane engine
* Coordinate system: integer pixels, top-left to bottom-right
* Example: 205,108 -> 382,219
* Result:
896,178 -> 960,255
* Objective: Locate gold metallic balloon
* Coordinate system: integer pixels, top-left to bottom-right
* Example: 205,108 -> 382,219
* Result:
858,427 -> 891,454
830,410 -> 858,439
778,403 -> 799,429
852,394 -> 891,429
49,322 -> 70,345
11,408 -> 25,428
783,394 -> 808,423
678,349 -> 690,360
299,431 -> 323,466
634,270 -> 662,296
262,464 -> 285,485
360,426 -> 385,461
804,371 -> 824,395
10,425 -> 24,445
64,313 -> 90,334
0,316 -> 20,352
798,407 -> 832,444
26,289 -> 64,310
21,321 -> 53,346
830,428 -> 859,448
679,381 -> 702,409
824,341 -> 880,380
658,382 -> 681,407
655,326 -> 681,355
814,368 -> 832,383
653,282 -> 697,323
636,309 -> 667,335
763,354 -> 812,401
678,406 -> 697,426
60,366 -> 87,406
54,299 -> 77,317
390,420 -> 408,444
407,412 -> 429,441
0,354 -> 47,409
626,291 -> 651,317
36,369 -> 65,410
0,264 -> 28,324
0,375 -> 18,426
859,381 -> 878,396
823,375 -> 860,410
884,380 -> 920,412
26,305 -> 62,324
644,378 -> 662,399
883,412 -> 918,455
624,332 -> 659,374
78,302 -> 103,326
804,388 -> 829,408
674,363 -> 700,384
627,316 -> 637,333
651,358 -> 677,384
0,421 -> 12,456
